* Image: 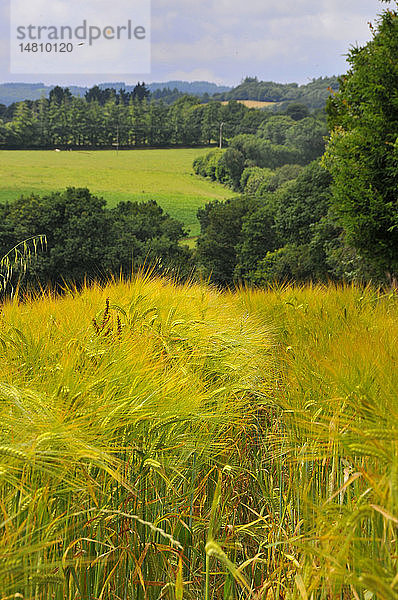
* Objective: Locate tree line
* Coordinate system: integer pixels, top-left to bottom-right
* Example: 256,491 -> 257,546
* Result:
213,76 -> 339,110
193,110 -> 327,192
0,83 -> 320,149
0,188 -> 192,291
196,4 -> 398,286
195,161 -> 375,286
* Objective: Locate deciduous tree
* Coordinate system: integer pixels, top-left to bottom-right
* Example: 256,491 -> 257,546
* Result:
324,3 -> 398,277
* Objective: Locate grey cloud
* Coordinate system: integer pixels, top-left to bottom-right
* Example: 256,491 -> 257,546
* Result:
0,0 -> 385,85
150,0 -> 382,84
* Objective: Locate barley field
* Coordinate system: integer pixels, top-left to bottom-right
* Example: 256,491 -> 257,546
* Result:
0,274 -> 397,599
0,149 -> 234,236
220,100 -> 276,109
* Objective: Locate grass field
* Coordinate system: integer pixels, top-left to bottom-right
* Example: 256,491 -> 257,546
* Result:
1,275 -> 397,598
0,149 -> 235,237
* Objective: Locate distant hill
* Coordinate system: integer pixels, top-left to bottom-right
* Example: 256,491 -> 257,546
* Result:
213,76 -> 339,110
0,83 -> 51,105
0,77 -> 338,109
0,80 -> 231,106
0,82 -> 91,105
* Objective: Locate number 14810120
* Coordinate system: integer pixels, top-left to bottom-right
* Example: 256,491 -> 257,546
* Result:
19,42 -> 74,52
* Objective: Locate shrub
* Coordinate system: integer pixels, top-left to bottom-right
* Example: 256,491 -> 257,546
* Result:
240,166 -> 273,195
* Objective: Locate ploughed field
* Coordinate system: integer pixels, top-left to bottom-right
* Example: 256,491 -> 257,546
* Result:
0,148 -> 234,236
1,275 -> 397,599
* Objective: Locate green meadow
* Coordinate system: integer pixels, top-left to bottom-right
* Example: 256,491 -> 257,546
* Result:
0,149 -> 234,236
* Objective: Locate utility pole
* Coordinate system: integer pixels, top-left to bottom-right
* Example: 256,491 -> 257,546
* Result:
219,122 -> 224,149
116,100 -> 120,155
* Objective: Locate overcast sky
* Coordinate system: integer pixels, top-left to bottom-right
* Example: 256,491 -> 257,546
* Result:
0,0 -> 386,86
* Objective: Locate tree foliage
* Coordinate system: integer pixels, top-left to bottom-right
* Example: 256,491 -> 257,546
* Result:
324,6 -> 398,276
0,90 -> 274,149
0,188 -> 191,288
196,197 -> 257,285
212,76 -> 339,110
194,110 -> 327,194
195,161 -> 369,286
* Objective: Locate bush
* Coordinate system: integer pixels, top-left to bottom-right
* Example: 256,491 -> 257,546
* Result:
192,155 -> 206,176
240,166 -> 273,195
193,149 -> 226,180
215,148 -> 245,189
205,149 -> 225,180
260,164 -> 303,193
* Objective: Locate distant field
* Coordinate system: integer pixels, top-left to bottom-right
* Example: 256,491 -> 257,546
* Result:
0,149 -> 234,236
220,99 -> 276,108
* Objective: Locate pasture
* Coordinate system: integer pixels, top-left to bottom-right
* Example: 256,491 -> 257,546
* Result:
0,148 -> 234,236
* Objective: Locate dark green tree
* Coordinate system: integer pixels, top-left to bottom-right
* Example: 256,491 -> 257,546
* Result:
324,3 -> 398,277
108,200 -> 190,276
285,117 -> 328,163
285,102 -> 310,121
0,189 -> 191,287
49,86 -> 72,105
7,101 -> 39,147
201,102 -> 222,145
1,188 -> 110,284
132,82 -> 150,102
235,203 -> 279,279
257,115 -> 295,144
196,197 -> 256,285
216,148 -> 246,189
274,161 -> 332,244
148,101 -> 171,146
